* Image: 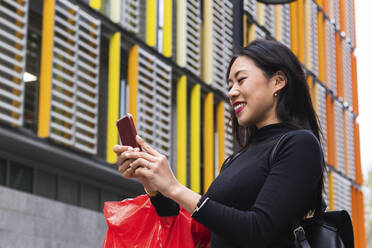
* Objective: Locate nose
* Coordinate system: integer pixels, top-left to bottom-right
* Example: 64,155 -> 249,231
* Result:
227,84 -> 239,100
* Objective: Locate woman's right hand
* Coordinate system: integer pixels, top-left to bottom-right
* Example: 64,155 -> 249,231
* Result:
113,145 -> 158,193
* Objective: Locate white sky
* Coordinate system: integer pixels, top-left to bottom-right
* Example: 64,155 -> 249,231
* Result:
354,1 -> 372,177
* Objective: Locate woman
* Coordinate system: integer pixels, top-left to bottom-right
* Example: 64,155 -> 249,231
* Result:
114,39 -> 325,247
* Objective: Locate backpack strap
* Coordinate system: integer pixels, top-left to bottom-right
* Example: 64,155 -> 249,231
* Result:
268,133 -> 288,167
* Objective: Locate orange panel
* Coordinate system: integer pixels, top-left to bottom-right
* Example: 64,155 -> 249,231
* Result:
351,55 -> 359,115
317,13 -> 325,82
297,0 -> 305,63
359,191 -> 367,248
354,121 -> 362,184
339,0 -> 345,33
352,0 -> 357,48
351,187 -> 359,248
326,94 -> 335,167
290,1 -> 299,56
343,110 -> 348,176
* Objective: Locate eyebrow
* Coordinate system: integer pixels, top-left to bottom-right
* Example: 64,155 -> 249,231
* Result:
227,70 -> 247,83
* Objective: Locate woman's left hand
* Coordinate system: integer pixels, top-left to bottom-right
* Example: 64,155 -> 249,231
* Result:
124,135 -> 181,198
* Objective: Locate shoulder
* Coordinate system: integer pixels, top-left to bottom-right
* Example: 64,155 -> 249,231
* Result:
284,129 -> 320,145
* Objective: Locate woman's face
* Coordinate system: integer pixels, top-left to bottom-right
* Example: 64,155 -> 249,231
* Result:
227,56 -> 278,128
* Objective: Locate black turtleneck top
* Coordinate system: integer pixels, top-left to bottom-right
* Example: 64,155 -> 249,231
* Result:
150,123 -> 323,248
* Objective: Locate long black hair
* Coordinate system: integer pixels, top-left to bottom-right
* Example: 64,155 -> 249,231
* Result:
224,39 -> 326,211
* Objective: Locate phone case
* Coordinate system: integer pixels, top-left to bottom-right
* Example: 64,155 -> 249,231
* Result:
116,113 -> 141,150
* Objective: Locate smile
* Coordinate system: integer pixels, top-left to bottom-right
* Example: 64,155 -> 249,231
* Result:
234,102 -> 246,115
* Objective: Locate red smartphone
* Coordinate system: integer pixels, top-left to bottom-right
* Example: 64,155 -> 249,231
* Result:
116,113 -> 142,150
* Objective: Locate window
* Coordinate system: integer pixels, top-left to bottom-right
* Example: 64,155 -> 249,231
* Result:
9,161 -> 33,193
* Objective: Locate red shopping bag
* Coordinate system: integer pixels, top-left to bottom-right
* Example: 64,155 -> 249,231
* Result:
102,194 -> 210,248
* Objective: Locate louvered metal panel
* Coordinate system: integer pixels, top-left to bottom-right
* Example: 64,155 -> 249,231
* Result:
316,82 -> 328,163
335,101 -> 345,174
280,4 -> 291,48
0,0 -> 29,126
343,40 -> 352,108
121,0 -> 140,33
224,103 -> 234,159
310,1 -> 319,77
327,20 -> 337,94
346,111 -> 355,180
331,0 -> 340,31
75,10 -> 100,154
263,5 -> 275,37
137,47 -> 172,158
332,172 -> 352,217
243,0 -> 256,20
323,171 -> 330,208
185,0 -> 201,76
211,0 -> 233,94
346,0 -> 354,46
50,0 -> 79,146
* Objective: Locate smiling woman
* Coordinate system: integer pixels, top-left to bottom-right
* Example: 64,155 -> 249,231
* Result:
114,39 -> 327,248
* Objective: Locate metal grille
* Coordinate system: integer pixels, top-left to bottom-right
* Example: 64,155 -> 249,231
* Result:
316,82 -> 328,162
335,101 -> 345,174
0,0 -> 29,126
224,102 -> 234,159
121,0 -> 140,33
50,0 -> 101,154
280,4 -> 291,48
310,1 -> 319,77
75,10 -> 101,154
211,0 -> 233,94
323,171 -> 329,208
332,172 -> 352,217
331,0 -> 340,30
243,0 -> 256,20
343,40 -> 352,108
346,0 -> 354,46
327,21 -> 337,94
263,5 -> 275,36
346,111 -> 355,180
185,0 -> 201,76
137,47 -> 172,158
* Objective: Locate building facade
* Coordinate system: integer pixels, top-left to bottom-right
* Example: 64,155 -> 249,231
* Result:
0,0 -> 365,247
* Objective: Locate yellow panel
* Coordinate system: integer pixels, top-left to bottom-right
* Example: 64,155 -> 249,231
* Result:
243,14 -> 247,46
248,24 -> 256,43
275,6 -> 281,41
109,0 -> 121,23
329,171 -> 334,210
163,0 -> 172,57
217,101 -> 225,171
204,93 -> 214,192
202,0 -> 213,85
290,1 -> 298,56
106,32 -> 121,163
257,3 -> 265,26
177,76 -> 187,186
90,0 -> 101,9
298,0 -> 305,63
176,0 -> 186,67
146,0 -> 157,47
38,0 -> 55,138
128,45 -> 139,126
190,84 -> 201,193
304,0 -> 311,69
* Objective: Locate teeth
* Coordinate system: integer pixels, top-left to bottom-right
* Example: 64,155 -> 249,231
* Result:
234,103 -> 246,111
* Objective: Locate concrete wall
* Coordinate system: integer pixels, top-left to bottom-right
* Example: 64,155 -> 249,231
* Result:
0,186 -> 107,248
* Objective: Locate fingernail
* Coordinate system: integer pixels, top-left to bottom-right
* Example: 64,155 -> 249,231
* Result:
136,135 -> 142,140
128,147 -> 133,151
134,147 -> 139,152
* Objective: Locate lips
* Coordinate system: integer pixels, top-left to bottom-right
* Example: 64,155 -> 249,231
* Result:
233,102 -> 247,115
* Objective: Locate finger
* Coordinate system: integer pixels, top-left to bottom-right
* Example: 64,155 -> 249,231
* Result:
116,151 -> 134,166
133,167 -> 152,178
118,159 -> 134,174
113,145 -> 132,155
136,135 -> 161,156
129,158 -> 149,171
123,151 -> 156,162
120,166 -> 134,178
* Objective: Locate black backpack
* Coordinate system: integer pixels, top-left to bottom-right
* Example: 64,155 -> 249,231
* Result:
269,133 -> 355,248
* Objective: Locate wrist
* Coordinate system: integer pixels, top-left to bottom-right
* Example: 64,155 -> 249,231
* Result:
164,182 -> 184,200
144,187 -> 159,197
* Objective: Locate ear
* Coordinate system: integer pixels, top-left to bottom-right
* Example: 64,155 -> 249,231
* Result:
272,71 -> 287,93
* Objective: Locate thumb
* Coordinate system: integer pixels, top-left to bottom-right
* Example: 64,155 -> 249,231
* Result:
136,135 -> 159,156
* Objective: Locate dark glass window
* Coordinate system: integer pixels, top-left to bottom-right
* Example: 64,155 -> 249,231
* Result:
34,170 -> 57,199
9,162 -> 33,193
57,177 -> 79,205
0,158 -> 6,185
80,184 -> 100,211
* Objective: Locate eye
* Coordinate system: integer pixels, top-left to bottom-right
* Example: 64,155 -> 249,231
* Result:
238,77 -> 246,83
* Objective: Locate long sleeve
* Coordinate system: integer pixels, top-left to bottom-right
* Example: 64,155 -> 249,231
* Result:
192,130 -> 323,247
149,192 -> 180,216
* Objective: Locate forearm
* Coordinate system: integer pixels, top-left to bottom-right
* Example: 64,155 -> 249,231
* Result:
165,183 -> 202,214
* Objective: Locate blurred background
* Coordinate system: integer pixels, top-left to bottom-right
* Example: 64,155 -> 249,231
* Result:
0,0 -> 369,247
